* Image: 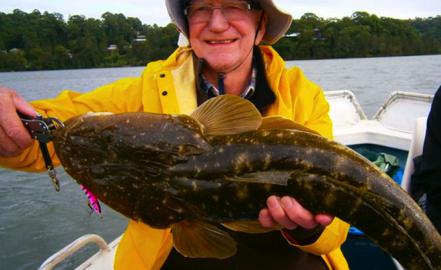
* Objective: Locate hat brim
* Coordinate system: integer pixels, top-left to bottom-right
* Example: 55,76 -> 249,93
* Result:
166,0 -> 292,44
257,0 -> 292,44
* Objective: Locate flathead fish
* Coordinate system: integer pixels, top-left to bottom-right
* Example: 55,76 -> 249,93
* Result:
52,95 -> 441,269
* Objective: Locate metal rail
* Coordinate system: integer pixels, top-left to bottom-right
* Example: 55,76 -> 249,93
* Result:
39,234 -> 110,270
373,91 -> 433,120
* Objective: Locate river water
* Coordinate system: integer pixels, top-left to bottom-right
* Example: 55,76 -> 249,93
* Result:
0,54 -> 440,270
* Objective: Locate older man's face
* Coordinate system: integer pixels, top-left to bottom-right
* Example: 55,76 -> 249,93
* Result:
187,0 -> 265,73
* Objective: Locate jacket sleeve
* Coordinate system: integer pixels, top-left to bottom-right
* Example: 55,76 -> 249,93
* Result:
0,77 -> 143,172
282,217 -> 349,255
304,88 -> 333,139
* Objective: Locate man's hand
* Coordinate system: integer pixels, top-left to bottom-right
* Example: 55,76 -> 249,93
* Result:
0,86 -> 36,157
259,195 -> 333,230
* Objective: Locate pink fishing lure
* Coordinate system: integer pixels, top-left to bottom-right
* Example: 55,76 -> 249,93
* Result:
80,184 -> 102,215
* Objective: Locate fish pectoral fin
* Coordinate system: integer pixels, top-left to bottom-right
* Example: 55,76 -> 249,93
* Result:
260,116 -> 321,136
171,220 -> 237,259
226,171 -> 291,186
190,95 -> 262,136
222,221 -> 281,233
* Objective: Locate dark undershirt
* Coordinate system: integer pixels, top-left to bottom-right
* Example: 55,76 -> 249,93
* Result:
195,47 -> 275,112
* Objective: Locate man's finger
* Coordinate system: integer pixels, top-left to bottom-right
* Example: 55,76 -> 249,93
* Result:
315,214 -> 334,226
13,92 -> 36,117
281,196 -> 318,229
266,196 -> 297,230
259,208 -> 276,228
0,89 -> 33,150
0,127 -> 22,156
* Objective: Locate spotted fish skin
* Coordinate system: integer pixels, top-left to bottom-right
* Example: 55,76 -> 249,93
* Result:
169,130 -> 441,270
53,106 -> 441,270
53,113 -> 210,226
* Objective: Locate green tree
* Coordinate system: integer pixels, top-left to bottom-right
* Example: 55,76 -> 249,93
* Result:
0,9 -> 440,71
67,15 -> 106,68
2,49 -> 27,71
53,45 -> 72,68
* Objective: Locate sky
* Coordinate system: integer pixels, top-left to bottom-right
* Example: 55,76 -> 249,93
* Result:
1,0 -> 440,25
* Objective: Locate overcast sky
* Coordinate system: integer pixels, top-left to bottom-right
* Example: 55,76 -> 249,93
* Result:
1,0 -> 440,25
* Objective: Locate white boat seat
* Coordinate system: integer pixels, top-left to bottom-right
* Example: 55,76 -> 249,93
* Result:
401,116 -> 428,192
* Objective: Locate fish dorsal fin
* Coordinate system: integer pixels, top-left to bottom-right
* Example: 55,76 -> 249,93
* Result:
222,221 -> 281,234
191,95 -> 262,136
171,220 -> 237,259
260,116 -> 321,136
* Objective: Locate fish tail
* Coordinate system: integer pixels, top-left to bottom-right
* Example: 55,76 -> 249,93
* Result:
287,170 -> 441,269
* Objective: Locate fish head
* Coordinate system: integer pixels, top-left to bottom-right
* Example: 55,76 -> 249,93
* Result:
53,112 -> 211,177
126,113 -> 212,161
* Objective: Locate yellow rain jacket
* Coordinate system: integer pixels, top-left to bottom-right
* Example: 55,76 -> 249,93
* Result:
0,46 -> 349,270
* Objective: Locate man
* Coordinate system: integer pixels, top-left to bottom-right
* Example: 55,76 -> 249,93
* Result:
411,85 -> 441,233
0,0 -> 349,269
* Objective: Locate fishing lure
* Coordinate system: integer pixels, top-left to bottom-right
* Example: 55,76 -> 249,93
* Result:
80,184 -> 102,215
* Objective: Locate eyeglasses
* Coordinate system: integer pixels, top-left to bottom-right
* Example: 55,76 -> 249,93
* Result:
184,1 -> 260,23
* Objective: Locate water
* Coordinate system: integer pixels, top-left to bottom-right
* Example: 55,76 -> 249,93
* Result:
287,55 -> 441,117
0,55 -> 440,270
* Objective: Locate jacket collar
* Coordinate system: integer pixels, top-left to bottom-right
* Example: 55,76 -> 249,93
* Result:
158,46 -> 288,116
193,47 -> 276,113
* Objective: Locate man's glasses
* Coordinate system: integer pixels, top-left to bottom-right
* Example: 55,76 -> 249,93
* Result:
184,1 -> 260,23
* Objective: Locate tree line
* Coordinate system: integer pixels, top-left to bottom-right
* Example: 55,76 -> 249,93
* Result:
274,12 -> 441,60
0,9 -> 440,71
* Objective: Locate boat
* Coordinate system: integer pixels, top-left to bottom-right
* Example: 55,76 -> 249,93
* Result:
327,90 -> 432,270
38,90 -> 434,270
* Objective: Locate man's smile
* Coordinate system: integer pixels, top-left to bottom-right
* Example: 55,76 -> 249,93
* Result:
206,39 -> 238,45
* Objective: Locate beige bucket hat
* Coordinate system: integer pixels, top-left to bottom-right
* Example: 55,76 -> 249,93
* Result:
166,0 -> 293,44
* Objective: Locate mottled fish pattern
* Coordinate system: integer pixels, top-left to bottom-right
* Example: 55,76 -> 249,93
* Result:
52,95 -> 441,269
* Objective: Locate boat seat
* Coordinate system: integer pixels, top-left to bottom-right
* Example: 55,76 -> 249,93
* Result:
400,116 -> 428,192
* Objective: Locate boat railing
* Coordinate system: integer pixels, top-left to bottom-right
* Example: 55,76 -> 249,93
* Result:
325,90 -> 367,129
373,91 -> 433,133
38,234 -> 110,270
